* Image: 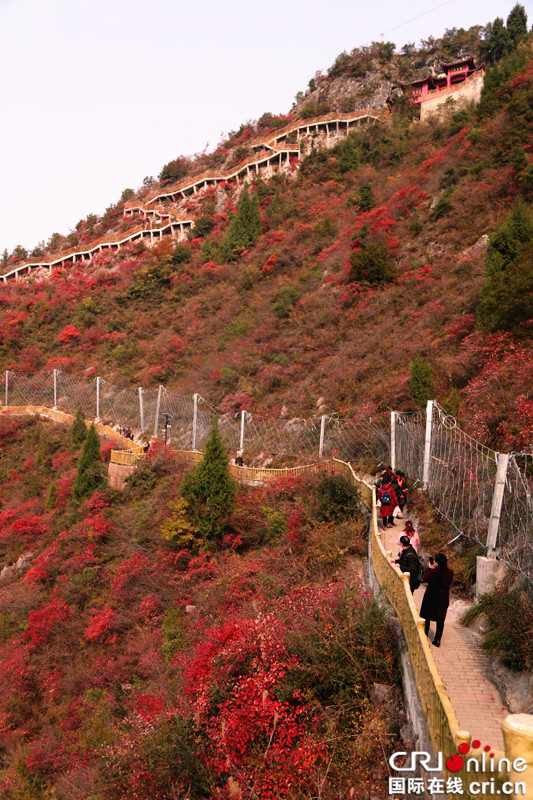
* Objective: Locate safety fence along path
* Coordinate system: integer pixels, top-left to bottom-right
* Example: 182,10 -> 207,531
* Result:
2,369 -> 531,584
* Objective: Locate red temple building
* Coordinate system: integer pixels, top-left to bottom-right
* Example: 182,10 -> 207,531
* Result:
399,55 -> 486,119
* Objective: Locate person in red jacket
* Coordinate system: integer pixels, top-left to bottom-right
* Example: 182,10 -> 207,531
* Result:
377,479 -> 398,528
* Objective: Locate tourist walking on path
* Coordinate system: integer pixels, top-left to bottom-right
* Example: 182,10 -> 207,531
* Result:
393,471 -> 408,515
397,520 -> 420,552
377,477 -> 398,528
420,553 -> 454,648
395,535 -> 422,593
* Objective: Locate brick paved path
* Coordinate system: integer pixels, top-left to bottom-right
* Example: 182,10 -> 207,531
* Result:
382,519 -> 508,751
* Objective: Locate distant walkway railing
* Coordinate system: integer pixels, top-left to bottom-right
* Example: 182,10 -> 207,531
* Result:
1,110 -> 385,283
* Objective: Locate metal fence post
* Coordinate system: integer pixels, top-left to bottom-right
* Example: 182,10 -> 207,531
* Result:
153,385 -> 162,438
192,393 -> 198,451
138,387 -> 144,433
96,376 -> 101,421
422,400 -> 434,489
319,415 -> 326,459
239,410 -> 246,452
391,411 -> 396,472
53,369 -> 58,409
486,452 -> 510,555
4,370 -> 8,406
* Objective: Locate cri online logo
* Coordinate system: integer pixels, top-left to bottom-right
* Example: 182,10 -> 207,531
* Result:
389,739 -> 528,774
448,740 -> 493,772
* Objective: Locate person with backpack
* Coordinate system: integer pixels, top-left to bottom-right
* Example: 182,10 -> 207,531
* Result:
395,535 -> 422,593
420,553 -> 454,647
377,477 -> 398,528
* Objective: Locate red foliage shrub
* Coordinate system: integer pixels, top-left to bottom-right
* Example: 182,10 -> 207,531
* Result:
84,512 -> 115,541
58,324 -> 81,343
23,598 -> 71,651
110,552 -> 151,599
85,605 -> 118,644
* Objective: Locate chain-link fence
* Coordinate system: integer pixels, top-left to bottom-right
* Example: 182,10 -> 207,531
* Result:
499,452 -> 533,581
1,369 -> 531,582
428,403 -> 499,544
395,411 -> 425,485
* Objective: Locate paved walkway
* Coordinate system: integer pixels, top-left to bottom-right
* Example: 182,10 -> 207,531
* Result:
382,519 -> 508,751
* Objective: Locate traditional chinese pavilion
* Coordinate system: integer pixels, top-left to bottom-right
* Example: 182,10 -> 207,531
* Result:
399,55 -> 486,104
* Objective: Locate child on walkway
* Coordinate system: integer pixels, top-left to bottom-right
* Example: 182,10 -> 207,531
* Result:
397,520 -> 420,552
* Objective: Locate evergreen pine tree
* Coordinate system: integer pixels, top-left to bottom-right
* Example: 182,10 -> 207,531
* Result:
506,4 -> 528,47
349,182 -> 374,212
409,357 -> 434,408
339,136 -> 360,173
477,201 -> 533,334
487,18 -> 512,63
72,423 -> 105,501
220,184 -> 262,261
181,422 -> 236,543
70,408 -> 87,450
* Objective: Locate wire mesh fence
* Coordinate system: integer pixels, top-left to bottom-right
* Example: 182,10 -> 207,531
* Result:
395,411 -> 425,485
243,414 -> 322,461
56,372 -> 97,419
499,452 -> 533,581
1,369 -> 531,582
428,403 -> 498,545
4,371 -> 54,407
322,414 -> 391,465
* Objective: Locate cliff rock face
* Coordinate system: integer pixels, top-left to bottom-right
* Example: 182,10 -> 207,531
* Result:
291,46 -> 484,118
295,68 -> 397,115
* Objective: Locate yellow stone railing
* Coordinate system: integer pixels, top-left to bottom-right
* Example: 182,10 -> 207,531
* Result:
110,447 -> 342,482
0,406 -> 143,454
337,457 -> 532,800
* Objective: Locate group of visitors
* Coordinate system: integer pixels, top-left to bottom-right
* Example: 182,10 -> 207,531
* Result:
376,468 -> 454,648
376,466 -> 408,527
118,427 -> 135,440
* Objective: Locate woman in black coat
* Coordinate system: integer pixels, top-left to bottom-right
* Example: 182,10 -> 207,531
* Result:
420,553 -> 453,647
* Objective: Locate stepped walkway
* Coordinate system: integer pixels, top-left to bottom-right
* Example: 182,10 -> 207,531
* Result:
381,522 -> 507,751
1,109 -> 385,284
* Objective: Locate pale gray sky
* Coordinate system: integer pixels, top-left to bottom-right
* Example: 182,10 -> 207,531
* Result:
0,0 -> 527,254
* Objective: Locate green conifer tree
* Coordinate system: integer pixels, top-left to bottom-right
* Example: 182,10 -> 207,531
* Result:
487,18 -> 512,63
339,136 -> 360,173
506,4 -> 528,47
220,184 -> 262,261
477,201 -> 533,334
70,408 -> 87,450
409,357 -> 434,408
72,423 -> 105,501
349,182 -> 374,212
181,422 -> 236,543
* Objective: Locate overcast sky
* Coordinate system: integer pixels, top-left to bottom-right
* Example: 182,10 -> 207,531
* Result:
0,0 -> 527,255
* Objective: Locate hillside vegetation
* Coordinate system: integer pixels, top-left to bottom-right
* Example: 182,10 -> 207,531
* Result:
1,13 -> 532,451
0,415 -> 402,798
1,6 -> 533,798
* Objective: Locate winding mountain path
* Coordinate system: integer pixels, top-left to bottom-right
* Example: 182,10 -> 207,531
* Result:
381,520 -> 508,750
1,109 -> 385,284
